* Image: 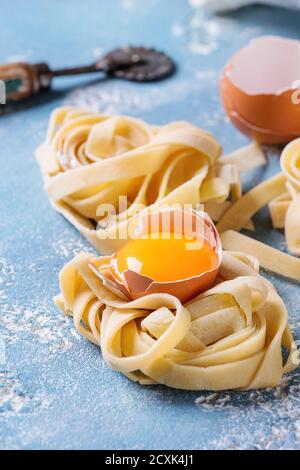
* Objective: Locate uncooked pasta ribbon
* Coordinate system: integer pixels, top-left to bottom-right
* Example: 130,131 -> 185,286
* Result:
36,107 -> 246,254
217,138 -> 300,278
55,250 -> 298,391
37,108 -> 298,391
273,138 -> 300,256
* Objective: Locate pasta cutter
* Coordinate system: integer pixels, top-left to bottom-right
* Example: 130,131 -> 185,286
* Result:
0,46 -> 176,102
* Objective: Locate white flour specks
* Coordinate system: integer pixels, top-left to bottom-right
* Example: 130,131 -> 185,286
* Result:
0,249 -> 79,354
0,258 -> 15,302
188,14 -> 223,55
120,0 -> 136,9
199,110 -> 225,128
0,371 -> 49,418
5,51 -> 32,63
195,393 -> 233,409
64,78 -> 217,117
64,84 -> 149,114
178,2 -> 261,56
52,235 -> 91,259
92,47 -> 103,58
0,257 -> 15,287
194,69 -> 217,81
195,374 -> 300,449
1,301 -> 75,353
171,23 -> 184,38
63,81 -> 183,115
185,8 -> 235,56
295,421 -> 300,445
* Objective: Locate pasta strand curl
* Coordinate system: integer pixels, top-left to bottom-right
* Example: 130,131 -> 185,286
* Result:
55,251 -> 298,391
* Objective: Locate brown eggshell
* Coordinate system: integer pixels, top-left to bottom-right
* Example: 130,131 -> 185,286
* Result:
89,208 -> 222,304
220,36 -> 300,145
135,207 -> 220,250
122,267 -> 220,304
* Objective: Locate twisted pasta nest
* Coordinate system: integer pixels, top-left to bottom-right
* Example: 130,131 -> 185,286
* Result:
55,250 -> 298,391
271,138 -> 300,255
36,107 -> 242,254
37,107 -> 299,390
217,138 -> 300,281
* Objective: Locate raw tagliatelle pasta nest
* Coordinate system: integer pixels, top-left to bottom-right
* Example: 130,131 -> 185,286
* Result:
36,106 -> 249,254
36,107 -> 300,391
55,250 -> 298,391
217,138 -> 300,282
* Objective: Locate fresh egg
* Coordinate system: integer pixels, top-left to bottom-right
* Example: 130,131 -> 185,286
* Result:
90,208 -> 222,303
220,36 -> 300,145
115,233 -> 218,282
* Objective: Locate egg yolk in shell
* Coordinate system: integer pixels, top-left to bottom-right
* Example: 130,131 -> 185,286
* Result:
114,232 -> 218,282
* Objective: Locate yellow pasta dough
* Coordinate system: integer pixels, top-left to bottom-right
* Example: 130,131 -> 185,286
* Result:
217,138 -> 300,276
36,107 -> 243,254
55,250 -> 298,390
36,107 -> 299,391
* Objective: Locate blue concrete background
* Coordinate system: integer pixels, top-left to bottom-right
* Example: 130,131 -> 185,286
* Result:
0,0 -> 299,450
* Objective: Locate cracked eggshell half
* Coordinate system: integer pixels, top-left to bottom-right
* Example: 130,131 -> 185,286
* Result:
220,36 -> 300,145
89,208 -> 222,304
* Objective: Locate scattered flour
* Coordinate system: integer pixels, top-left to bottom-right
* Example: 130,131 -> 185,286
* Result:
1,301 -> 75,353
2,4 -> 299,445
0,250 -> 77,354
0,252 -> 77,421
51,234 -> 91,259
0,371 -> 50,418
187,12 -> 229,55
120,0 -> 137,9
64,77 -> 218,117
195,374 -> 300,449
92,47 -> 103,59
178,7 -> 235,56
169,2 -> 261,56
65,83 -> 151,114
5,51 -> 32,63
171,23 -> 185,38
64,81 -> 189,114
194,69 -> 218,81
295,421 -> 300,444
0,257 -> 15,288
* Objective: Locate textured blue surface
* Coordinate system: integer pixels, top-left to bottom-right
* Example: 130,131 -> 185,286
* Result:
0,0 -> 300,450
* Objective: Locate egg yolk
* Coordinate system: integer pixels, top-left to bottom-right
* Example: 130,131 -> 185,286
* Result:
115,233 -> 218,282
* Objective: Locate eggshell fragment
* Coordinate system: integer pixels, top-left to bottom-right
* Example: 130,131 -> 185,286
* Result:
89,208 -> 222,304
220,36 -> 300,145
